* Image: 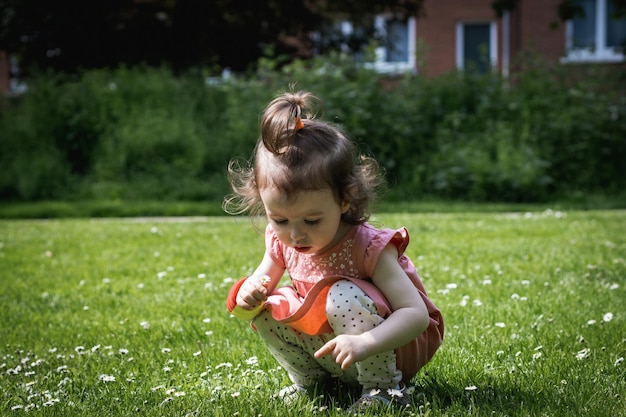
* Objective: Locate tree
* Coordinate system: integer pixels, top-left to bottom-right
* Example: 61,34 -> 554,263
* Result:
0,0 -> 423,76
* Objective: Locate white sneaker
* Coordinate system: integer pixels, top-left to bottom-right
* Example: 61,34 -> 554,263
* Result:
275,384 -> 308,404
348,383 -> 411,414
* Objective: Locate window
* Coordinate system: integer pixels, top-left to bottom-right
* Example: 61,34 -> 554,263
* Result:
564,0 -> 626,62
456,22 -> 497,73
315,15 -> 416,74
366,16 -> 416,73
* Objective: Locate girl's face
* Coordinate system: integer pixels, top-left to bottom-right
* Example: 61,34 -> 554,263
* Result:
260,187 -> 351,255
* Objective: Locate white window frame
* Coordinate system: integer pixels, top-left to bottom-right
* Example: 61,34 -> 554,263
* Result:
365,15 -> 417,74
338,16 -> 416,74
562,0 -> 625,63
455,21 -> 498,72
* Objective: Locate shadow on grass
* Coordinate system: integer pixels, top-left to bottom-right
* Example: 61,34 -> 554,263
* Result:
413,376 -> 576,416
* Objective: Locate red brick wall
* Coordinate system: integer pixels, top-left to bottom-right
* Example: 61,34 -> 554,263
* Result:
417,0 -> 566,77
0,51 -> 9,93
418,0 -> 499,77
510,0 -> 565,63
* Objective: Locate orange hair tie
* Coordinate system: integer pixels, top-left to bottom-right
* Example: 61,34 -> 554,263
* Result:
294,116 -> 304,131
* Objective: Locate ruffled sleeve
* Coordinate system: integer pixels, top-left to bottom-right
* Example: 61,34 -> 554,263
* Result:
265,224 -> 286,269
361,226 -> 410,277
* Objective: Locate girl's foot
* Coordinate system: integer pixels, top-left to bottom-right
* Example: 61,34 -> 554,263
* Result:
348,383 -> 411,414
275,384 -> 308,404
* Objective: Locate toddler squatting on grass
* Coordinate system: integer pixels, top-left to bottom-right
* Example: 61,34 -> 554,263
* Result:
224,89 -> 444,413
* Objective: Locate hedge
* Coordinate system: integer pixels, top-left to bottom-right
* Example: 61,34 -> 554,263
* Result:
1,55 -> 624,203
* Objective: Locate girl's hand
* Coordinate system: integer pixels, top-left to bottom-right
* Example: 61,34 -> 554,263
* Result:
314,334 -> 373,370
236,275 -> 270,310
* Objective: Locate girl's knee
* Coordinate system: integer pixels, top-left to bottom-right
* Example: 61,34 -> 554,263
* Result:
325,280 -> 377,319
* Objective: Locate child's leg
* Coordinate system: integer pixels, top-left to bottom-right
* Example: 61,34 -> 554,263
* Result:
253,310 -> 357,387
325,280 -> 403,391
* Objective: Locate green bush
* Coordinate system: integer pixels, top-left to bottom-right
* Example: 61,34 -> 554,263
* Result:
0,56 -> 624,203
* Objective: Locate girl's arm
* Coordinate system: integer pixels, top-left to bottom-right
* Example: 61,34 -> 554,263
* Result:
366,244 -> 430,350
315,244 -> 429,369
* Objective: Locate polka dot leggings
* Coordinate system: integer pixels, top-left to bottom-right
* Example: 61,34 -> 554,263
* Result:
253,280 -> 402,390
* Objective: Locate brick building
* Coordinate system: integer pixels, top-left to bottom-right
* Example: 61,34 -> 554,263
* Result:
415,0 -> 569,77
1,0 -> 624,92
362,0 -> 625,77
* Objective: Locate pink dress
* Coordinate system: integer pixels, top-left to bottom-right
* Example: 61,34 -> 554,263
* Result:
263,222 -> 444,379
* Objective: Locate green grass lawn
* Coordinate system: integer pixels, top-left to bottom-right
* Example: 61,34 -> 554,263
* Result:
1,210 -> 625,416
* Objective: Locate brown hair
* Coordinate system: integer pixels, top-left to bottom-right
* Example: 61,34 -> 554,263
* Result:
223,90 -> 383,225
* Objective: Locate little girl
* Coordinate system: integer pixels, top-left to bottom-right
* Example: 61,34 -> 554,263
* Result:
224,90 -> 444,413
